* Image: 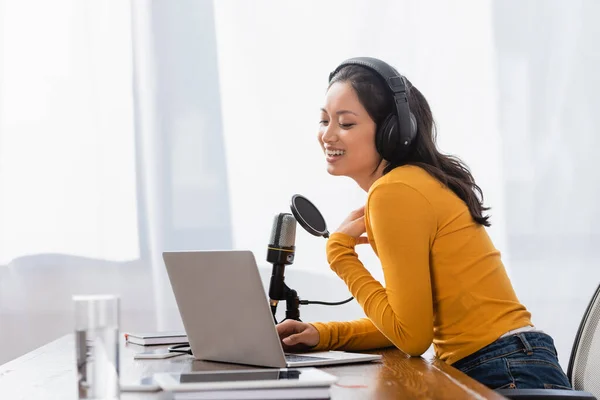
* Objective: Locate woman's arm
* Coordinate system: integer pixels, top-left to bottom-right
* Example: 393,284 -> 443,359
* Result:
326,182 -> 436,356
310,318 -> 394,351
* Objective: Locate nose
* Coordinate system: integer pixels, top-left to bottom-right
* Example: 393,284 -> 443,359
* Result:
320,123 -> 338,144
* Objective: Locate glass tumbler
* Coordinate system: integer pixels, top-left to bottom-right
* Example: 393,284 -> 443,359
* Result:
74,294 -> 120,400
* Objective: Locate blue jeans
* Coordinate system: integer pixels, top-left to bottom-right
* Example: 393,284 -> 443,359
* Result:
451,332 -> 572,390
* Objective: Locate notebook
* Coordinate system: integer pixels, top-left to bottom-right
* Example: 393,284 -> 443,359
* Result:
124,331 -> 188,346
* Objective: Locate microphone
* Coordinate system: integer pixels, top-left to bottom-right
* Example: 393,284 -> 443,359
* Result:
267,213 -> 296,318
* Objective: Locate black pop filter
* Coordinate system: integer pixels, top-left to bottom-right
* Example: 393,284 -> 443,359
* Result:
289,194 -> 329,239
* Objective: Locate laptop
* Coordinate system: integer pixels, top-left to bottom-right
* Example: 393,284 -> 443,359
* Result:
162,250 -> 382,368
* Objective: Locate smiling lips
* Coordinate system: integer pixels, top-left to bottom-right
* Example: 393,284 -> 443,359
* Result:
325,149 -> 345,163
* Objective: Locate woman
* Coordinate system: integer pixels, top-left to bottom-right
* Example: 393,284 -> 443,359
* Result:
276,57 -> 571,390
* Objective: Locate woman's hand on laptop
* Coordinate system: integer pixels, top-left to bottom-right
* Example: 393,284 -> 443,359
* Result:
276,320 -> 319,352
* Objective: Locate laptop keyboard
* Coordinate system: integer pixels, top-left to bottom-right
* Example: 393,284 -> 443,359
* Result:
284,353 -> 330,362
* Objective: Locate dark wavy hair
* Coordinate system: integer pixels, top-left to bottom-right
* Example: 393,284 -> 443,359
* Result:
329,65 -> 491,226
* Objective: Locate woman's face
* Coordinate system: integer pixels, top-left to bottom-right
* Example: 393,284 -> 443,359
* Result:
318,81 -> 381,187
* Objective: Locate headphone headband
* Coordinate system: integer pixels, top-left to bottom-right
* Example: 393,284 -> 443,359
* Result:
329,57 -> 407,95
328,57 -> 416,158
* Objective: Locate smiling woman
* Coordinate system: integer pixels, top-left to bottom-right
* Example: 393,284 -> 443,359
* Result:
213,0 -> 509,287
276,57 -> 572,391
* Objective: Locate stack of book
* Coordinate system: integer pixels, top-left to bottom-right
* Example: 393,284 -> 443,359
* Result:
124,331 -> 188,346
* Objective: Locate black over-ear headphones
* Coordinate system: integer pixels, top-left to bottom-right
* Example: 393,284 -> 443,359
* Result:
328,57 -> 417,162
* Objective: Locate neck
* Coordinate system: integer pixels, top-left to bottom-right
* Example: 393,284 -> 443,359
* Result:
354,162 -> 387,192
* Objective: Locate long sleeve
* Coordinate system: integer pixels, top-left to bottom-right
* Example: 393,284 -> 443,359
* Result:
310,318 -> 393,351
318,182 -> 436,356
311,165 -> 532,364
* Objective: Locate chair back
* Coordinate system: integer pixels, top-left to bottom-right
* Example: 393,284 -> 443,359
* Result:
568,283 -> 600,397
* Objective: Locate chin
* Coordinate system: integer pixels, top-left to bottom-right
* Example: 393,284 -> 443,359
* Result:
326,165 -> 344,176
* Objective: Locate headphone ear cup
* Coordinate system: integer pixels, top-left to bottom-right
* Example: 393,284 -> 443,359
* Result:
409,112 -> 417,140
376,113 -> 398,161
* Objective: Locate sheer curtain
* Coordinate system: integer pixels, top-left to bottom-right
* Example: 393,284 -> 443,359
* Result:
130,0 -> 232,329
0,0 -> 233,338
493,0 -> 600,366
0,1 -> 138,265
0,0 -> 234,333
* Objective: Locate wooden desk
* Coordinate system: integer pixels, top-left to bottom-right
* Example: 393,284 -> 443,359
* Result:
0,334 -> 506,399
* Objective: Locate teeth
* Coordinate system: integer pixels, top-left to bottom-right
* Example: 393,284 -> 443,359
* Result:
326,150 -> 345,156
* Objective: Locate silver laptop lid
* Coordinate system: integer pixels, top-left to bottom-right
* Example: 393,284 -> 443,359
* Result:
163,250 -> 287,368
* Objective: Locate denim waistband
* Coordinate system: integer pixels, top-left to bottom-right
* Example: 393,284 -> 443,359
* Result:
452,332 -> 558,369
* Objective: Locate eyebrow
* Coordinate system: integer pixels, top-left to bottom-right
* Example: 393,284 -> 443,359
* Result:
320,108 -> 358,116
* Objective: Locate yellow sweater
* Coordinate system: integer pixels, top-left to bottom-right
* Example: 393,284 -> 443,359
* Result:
311,165 -> 531,365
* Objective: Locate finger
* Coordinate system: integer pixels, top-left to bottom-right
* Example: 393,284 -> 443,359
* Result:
275,320 -> 295,337
282,332 -> 305,346
350,216 -> 366,232
352,215 -> 365,224
351,206 -> 365,218
276,320 -> 303,338
281,341 -> 313,353
356,236 -> 369,245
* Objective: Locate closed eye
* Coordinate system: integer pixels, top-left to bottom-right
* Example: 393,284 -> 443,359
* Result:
319,120 -> 329,126
340,123 -> 355,129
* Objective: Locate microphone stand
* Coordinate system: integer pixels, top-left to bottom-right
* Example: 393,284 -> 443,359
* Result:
284,285 -> 300,321
269,195 -> 354,324
271,280 -> 302,323
272,282 -> 355,323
